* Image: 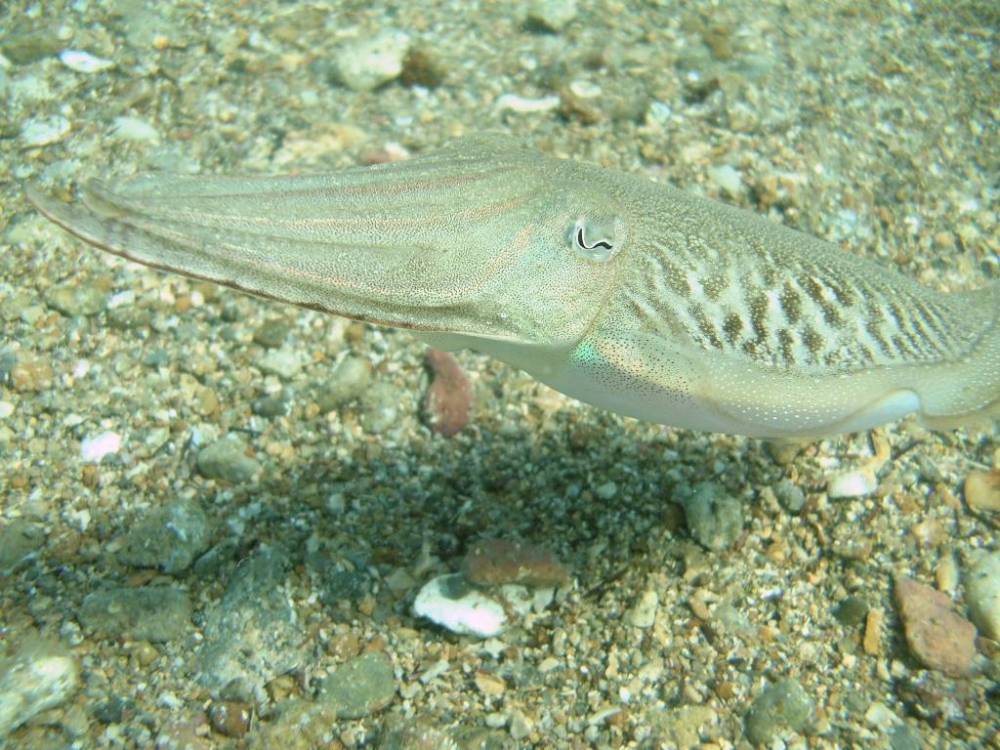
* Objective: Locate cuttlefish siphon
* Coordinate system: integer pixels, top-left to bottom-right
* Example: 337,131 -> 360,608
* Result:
27,135 -> 999,438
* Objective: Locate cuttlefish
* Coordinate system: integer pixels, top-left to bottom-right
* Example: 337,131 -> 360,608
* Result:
27,135 -> 999,438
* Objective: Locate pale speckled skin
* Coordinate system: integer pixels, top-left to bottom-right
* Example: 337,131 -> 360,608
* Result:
27,135 -> 1000,437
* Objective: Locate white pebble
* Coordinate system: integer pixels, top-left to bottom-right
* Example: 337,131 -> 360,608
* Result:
80,431 -> 121,462
59,50 -> 113,73
0,401 -> 13,419
413,574 -> 506,638
20,116 -> 72,147
827,467 -> 878,498
965,551 -> 1000,640
495,93 -> 560,113
110,116 -> 160,144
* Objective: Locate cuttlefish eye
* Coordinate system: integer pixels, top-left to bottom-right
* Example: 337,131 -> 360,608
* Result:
570,215 -> 624,262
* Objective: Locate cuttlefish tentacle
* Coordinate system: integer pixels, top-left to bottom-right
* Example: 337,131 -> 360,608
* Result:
26,135 -> 999,438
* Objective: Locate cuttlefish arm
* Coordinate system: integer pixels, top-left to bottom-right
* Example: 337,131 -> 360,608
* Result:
27,135 -> 999,438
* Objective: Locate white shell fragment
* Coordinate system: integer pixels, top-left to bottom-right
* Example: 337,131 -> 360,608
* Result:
827,466 -> 878,499
80,431 -> 122,462
59,50 -> 113,73
413,574 -> 506,638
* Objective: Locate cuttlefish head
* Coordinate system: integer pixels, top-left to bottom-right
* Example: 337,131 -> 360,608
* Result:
27,136 -> 631,368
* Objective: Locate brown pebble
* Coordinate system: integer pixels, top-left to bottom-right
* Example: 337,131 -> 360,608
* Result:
11,354 -> 54,391
894,575 -> 976,676
208,700 -> 252,738
964,470 -> 1000,513
863,608 -> 883,655
423,349 -> 472,437
462,538 -> 570,588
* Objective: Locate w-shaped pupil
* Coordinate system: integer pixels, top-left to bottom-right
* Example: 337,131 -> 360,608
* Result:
577,227 -> 613,251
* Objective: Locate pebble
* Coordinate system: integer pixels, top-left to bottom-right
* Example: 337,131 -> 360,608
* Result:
316,355 -> 372,410
827,466 -> 878,499
649,705 -> 718,750
207,700 -> 252,738
707,164 -> 744,197
59,49 -> 113,73
832,595 -> 869,626
44,282 -> 107,316
359,382 -> 401,434
525,0 -> 578,32
80,431 -> 122,463
333,30 -> 410,92
196,435 -> 260,483
10,353 -> 54,392
964,469 -> 1000,512
196,545 -> 305,699
110,116 -> 161,144
257,346 -> 305,379
964,550 -> 1000,640
627,589 -> 659,628
319,651 -> 396,719
495,93 -> 561,114
79,586 -> 192,642
423,349 -> 472,436
893,575 -> 975,676
678,482 -> 744,551
252,319 -> 291,348
117,497 -> 212,574
0,519 -> 45,574
413,574 -> 507,638
0,638 -> 79,740
744,678 -> 814,746
773,478 -> 806,513
20,115 -> 72,147
461,538 -> 570,588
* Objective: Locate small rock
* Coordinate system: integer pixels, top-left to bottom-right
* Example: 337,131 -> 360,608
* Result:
10,353 -> 54,392
317,355 -> 372,410
44,283 -> 107,317
252,393 -> 289,418
253,319 -> 291,348
196,545 -> 305,700
333,30 -> 410,92
79,586 -> 192,642
461,538 -> 569,588
80,431 -> 122,462
59,49 -> 113,73
0,520 -> 45,574
20,115 -> 72,147
197,435 -> 260,483
889,723 -> 923,750
413,574 -> 507,638
964,469 -> 1000,512
627,589 -> 659,628
117,498 -> 212,574
359,382 -> 400,434
833,595 -> 869,626
678,482 -> 743,551
773,478 -> 806,513
423,349 -> 472,437
319,651 -> 396,719
650,705 -> 718,750
744,678 -> 814,746
207,700 -> 252,738
110,116 -> 161,144
827,467 -> 878,499
894,575 -> 975,676
257,346 -> 305,379
707,164 -> 744,197
0,638 -> 79,740
964,551 -> 1000,640
400,46 -> 447,88
525,0 -> 578,32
